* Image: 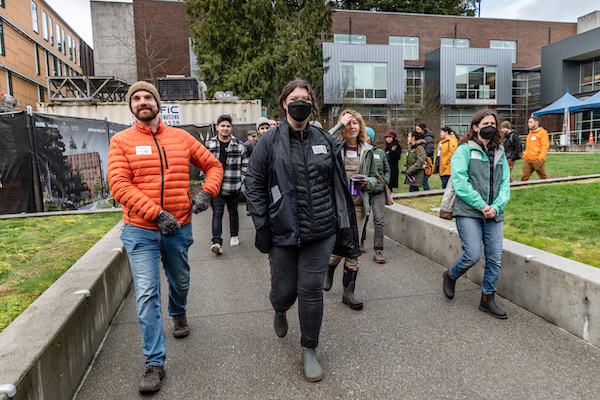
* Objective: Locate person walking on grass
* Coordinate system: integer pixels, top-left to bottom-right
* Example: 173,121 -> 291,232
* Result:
442,109 -> 511,319
521,116 -> 549,181
108,81 -> 223,394
385,130 -> 402,189
246,79 -> 360,382
434,126 -> 459,189
205,114 -> 249,255
501,120 -> 522,182
403,130 -> 427,192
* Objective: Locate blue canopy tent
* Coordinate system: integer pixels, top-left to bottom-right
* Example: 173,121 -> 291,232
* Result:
569,91 -> 600,112
532,91 -> 583,145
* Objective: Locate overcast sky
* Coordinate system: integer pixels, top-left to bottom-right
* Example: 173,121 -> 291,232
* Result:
47,0 -> 599,50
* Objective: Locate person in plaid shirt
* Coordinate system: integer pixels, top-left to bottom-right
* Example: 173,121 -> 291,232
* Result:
204,114 -> 249,255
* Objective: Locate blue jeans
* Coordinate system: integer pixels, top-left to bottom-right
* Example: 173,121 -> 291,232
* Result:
449,217 -> 503,294
121,223 -> 194,366
422,175 -> 430,190
409,186 -> 419,192
441,175 -> 450,189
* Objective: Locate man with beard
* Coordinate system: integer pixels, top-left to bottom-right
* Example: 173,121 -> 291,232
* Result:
108,81 -> 223,394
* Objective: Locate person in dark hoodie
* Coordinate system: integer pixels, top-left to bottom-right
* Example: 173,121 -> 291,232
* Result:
500,120 -> 521,182
403,130 -> 427,192
385,130 -> 402,189
245,79 -> 360,383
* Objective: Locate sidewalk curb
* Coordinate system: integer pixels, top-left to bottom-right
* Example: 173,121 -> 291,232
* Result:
0,221 -> 131,400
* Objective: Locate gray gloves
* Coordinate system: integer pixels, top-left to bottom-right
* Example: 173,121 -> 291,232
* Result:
155,210 -> 181,236
191,190 -> 211,213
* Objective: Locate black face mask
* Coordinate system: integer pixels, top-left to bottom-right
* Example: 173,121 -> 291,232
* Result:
287,100 -> 312,122
479,125 -> 497,140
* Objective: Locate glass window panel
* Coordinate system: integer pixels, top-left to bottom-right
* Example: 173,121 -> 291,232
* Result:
49,16 -> 53,45
41,10 -> 48,40
595,59 -> 600,82
355,89 -> 364,98
441,38 -> 454,47
373,64 -> 387,89
364,89 -> 374,98
31,1 -> 39,33
456,39 -> 469,47
375,89 -> 387,99
56,23 -> 61,50
354,63 -> 372,89
0,21 -> 4,56
582,61 -> 593,83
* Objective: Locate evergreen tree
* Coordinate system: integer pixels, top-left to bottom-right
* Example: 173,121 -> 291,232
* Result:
185,0 -> 334,117
335,0 -> 477,15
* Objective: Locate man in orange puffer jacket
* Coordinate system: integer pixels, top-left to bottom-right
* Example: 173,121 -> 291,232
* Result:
108,81 -> 223,394
521,116 -> 549,181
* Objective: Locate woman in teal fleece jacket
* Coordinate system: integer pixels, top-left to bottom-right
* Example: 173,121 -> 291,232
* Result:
442,109 -> 511,319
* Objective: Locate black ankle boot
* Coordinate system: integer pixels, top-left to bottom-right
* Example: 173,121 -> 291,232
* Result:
342,265 -> 363,310
479,293 -> 507,319
443,270 -> 456,300
323,264 -> 337,291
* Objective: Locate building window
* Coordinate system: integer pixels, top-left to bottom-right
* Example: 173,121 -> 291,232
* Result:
341,62 -> 387,99
53,55 -> 58,76
334,34 -> 366,44
580,57 -> 600,93
72,38 -> 77,64
7,71 -> 12,95
389,36 -> 419,61
45,50 -> 50,77
1,0 -> 4,8
68,34 -> 72,60
56,24 -> 62,51
441,38 -> 470,48
35,44 -> 40,75
0,21 -> 4,56
41,10 -> 49,41
31,1 -> 39,33
456,65 -> 496,100
61,29 -> 66,54
38,86 -> 45,102
49,16 -> 54,45
405,69 -> 423,105
490,40 -> 517,63
77,44 -> 81,66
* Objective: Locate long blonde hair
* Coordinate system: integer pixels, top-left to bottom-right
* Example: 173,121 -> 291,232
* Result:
337,109 -> 369,144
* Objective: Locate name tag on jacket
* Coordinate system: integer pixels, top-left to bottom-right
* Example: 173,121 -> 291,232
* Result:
470,150 -> 482,160
312,145 -> 327,155
136,146 -> 152,155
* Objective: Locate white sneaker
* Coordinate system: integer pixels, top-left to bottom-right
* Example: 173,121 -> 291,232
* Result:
230,236 -> 240,247
210,243 -> 222,255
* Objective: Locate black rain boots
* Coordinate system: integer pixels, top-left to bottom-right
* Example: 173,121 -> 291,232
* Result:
323,264 -> 337,291
442,270 -> 456,300
479,293 -> 507,319
342,265 -> 363,310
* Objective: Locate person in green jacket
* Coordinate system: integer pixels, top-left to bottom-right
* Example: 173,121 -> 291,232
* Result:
325,109 -> 378,310
362,126 -> 391,263
442,109 -> 511,319
403,130 -> 427,192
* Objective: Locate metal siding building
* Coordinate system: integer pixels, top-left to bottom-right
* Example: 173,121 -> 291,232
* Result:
322,43 -> 405,105
425,47 -> 513,106
541,26 -> 600,104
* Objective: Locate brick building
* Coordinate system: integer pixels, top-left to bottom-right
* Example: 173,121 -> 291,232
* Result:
324,10 -> 578,134
0,0 -> 94,111
66,152 -> 103,198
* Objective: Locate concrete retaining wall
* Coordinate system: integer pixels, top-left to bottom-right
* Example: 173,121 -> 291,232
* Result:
0,222 -> 131,400
385,203 -> 600,347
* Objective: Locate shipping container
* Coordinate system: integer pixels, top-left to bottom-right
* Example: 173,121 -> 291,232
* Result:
37,100 -> 262,126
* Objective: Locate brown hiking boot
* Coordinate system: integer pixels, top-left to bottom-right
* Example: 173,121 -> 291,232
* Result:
139,365 -> 165,394
373,250 -> 385,264
173,313 -> 189,338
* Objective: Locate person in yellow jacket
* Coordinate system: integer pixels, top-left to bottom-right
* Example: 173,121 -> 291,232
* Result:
434,126 -> 458,188
521,116 -> 549,181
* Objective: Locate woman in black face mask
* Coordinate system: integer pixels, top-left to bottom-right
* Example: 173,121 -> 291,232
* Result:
245,79 -> 360,382
442,109 -> 511,319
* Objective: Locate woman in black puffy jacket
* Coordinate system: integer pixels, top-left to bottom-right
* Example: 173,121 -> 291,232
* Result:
245,79 -> 359,383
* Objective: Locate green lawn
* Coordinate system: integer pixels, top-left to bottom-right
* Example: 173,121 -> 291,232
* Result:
391,153 -> 600,192
0,213 -> 122,332
396,179 -> 600,268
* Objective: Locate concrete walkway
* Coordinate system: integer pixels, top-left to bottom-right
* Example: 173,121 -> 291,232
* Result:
75,211 -> 600,399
